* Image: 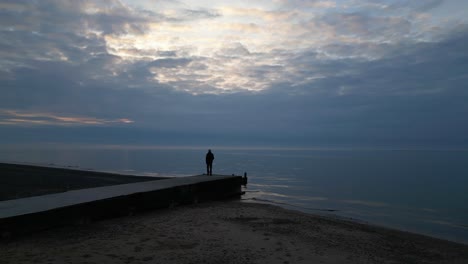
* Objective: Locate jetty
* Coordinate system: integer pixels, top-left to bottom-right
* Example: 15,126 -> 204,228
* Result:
0,164 -> 243,238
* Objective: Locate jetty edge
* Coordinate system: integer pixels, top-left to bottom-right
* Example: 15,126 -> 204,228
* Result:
0,166 -> 243,238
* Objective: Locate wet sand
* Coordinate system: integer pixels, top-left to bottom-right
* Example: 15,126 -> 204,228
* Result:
2,201 -> 468,264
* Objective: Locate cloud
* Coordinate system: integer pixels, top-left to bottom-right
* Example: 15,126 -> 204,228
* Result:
2,0 -> 457,93
309,1 -> 338,9
220,6 -> 296,21
179,8 -> 221,20
1,0 -> 468,147
1,1 -> 144,73
382,0 -> 444,12
0,109 -> 134,126
147,58 -> 193,68
317,12 -> 412,39
217,42 -> 251,57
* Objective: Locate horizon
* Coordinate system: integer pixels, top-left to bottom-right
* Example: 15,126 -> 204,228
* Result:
2,142 -> 468,152
1,0 -> 468,148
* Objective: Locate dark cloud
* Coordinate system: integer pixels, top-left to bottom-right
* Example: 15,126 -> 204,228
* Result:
317,12 -> 411,39
180,8 -> 220,20
148,58 -> 192,68
0,0 -> 149,77
384,0 -> 444,12
1,0 -> 156,35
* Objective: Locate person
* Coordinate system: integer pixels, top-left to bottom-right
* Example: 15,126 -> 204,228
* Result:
205,149 -> 214,175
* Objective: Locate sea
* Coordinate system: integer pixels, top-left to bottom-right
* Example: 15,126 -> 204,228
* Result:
1,146 -> 467,244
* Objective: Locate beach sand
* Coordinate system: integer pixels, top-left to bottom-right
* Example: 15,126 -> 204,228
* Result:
2,200 -> 468,264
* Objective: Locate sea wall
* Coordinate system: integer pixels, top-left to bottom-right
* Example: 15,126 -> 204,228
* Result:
0,175 -> 243,238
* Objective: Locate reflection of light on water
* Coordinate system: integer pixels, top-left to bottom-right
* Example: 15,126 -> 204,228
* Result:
245,190 -> 329,201
242,189 -> 331,214
252,191 -> 288,198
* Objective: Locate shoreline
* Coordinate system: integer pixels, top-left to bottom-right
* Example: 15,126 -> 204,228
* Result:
242,196 -> 468,246
2,200 -> 468,264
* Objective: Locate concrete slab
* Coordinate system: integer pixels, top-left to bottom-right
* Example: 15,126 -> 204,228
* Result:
0,162 -> 161,201
0,174 -> 243,238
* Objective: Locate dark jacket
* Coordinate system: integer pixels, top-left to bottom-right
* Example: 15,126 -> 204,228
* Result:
206,151 -> 214,164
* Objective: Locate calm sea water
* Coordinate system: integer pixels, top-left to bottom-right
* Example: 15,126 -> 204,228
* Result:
1,146 -> 467,244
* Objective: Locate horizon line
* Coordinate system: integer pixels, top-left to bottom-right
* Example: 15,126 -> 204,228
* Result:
1,143 -> 468,152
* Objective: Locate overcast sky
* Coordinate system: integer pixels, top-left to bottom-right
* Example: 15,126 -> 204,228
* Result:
1,0 -> 467,148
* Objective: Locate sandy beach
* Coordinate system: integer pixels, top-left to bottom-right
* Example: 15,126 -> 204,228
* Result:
2,200 -> 468,264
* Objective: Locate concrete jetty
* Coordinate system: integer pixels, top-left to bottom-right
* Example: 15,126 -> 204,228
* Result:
0,174 -> 243,238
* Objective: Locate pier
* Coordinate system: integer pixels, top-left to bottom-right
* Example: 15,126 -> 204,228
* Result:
0,169 -> 243,237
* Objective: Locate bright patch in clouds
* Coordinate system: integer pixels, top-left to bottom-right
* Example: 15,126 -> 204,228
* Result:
1,0 -> 466,94
94,0 -> 465,93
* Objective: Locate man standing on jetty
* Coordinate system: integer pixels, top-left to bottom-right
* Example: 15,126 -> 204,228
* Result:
205,149 -> 214,175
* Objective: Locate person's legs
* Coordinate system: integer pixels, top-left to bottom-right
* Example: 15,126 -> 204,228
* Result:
208,162 -> 213,175
206,163 -> 210,175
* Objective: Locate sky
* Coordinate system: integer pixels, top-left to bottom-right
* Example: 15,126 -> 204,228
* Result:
1,0 -> 468,148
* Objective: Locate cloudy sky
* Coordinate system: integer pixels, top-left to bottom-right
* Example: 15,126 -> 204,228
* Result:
1,0 -> 467,148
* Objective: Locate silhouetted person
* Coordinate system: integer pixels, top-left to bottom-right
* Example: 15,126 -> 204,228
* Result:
205,149 -> 214,175
243,172 -> 248,186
